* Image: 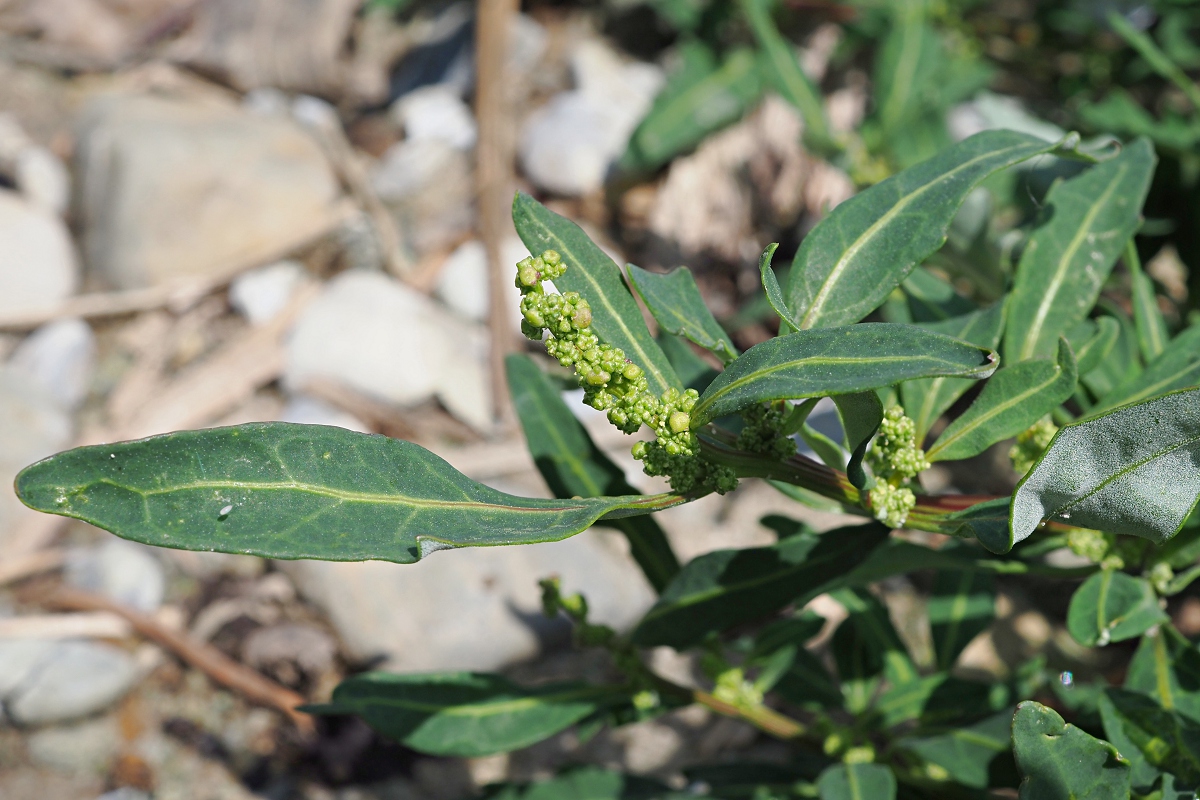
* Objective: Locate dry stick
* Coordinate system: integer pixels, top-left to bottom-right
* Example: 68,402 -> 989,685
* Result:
476,0 -> 520,424
46,586 -> 315,735
0,548 -> 66,587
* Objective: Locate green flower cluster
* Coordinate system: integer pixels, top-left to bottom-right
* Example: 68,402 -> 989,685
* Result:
516,250 -> 736,494
1010,416 -> 1058,476
736,402 -> 798,461
866,406 -> 930,528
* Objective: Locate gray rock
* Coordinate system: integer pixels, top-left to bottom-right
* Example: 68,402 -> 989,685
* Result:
74,92 -> 341,289
519,40 -> 663,196
14,146 -> 70,215
391,85 -> 477,151
279,394 -> 370,432
0,638 -> 55,698
65,539 -> 165,614
241,623 -> 337,683
6,640 -> 138,725
28,715 -> 121,774
8,318 -> 97,410
371,137 -> 474,257
228,260 -> 305,326
0,365 -> 73,544
433,237 -> 528,327
0,189 -> 79,316
284,270 -> 491,431
279,527 -> 655,672
95,790 -> 152,800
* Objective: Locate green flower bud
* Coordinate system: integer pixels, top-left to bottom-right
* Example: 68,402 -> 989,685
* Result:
669,411 -> 691,433
622,363 -> 642,380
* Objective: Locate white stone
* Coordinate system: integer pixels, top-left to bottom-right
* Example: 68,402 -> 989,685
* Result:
14,146 -> 70,215
0,365 -> 73,544
65,539 -> 165,614
284,270 -> 491,431
8,318 -> 97,410
519,39 -> 663,196
278,394 -> 370,433
433,237 -> 528,327
74,92 -> 342,289
0,638 -> 55,698
371,137 -> 474,257
279,528 -> 655,672
228,260 -> 305,326
0,189 -> 79,316
5,640 -> 137,724
28,715 -> 121,774
391,85 -> 477,151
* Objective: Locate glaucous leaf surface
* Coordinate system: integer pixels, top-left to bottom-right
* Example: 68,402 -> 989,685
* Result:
832,392 -> 884,491
900,303 -> 1006,443
15,424 -> 679,564
1067,316 -> 1121,378
627,264 -> 737,363
929,567 -> 996,671
784,130 -> 1068,330
308,672 -> 617,758
895,710 -> 1015,790
938,498 -> 1014,554
630,523 -> 888,649
1012,701 -> 1132,800
1096,325 -> 1200,412
691,324 -> 998,426
1100,688 -> 1200,789
1010,388 -> 1200,545
1004,138 -> 1156,362
506,355 -> 679,591
927,337 -> 1078,463
816,762 -> 897,800
512,193 -> 680,398
1066,570 -> 1168,647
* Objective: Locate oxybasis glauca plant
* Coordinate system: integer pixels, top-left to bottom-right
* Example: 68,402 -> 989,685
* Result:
16,129 -> 1200,798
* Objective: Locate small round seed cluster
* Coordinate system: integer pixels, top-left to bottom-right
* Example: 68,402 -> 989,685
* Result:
517,250 -> 736,494
866,406 -> 929,528
736,402 -> 797,460
1010,416 -> 1058,476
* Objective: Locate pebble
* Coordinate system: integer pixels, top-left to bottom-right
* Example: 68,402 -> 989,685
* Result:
391,85 -> 477,150
228,260 -> 305,326
8,318 -> 97,410
433,237 -> 529,326
95,790 -> 153,800
14,146 -> 70,215
74,92 -> 341,289
0,189 -> 79,316
65,539 -> 165,614
241,623 -> 337,684
0,638 -> 56,698
371,137 -> 474,257
27,715 -> 121,774
279,394 -> 370,433
5,640 -> 138,725
0,365 -> 73,544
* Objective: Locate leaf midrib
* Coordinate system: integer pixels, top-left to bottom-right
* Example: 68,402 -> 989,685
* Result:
928,363 -> 1063,459
349,686 -> 605,717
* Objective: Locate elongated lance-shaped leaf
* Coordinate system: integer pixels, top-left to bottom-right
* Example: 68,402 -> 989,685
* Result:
1012,701 -> 1132,800
1066,570 -> 1167,647
784,130 -> 1071,330
1127,240 -> 1170,363
815,762 -> 896,800
1010,387 -> 1200,546
506,355 -> 680,592
627,264 -> 737,364
1096,324 -> 1200,412
630,522 -> 888,649
1099,688 -> 1200,788
304,672 -> 620,757
738,0 -> 833,152
902,266 -> 976,322
927,337 -> 1078,463
1125,625 -> 1200,725
759,243 -> 801,332
895,711 -> 1016,790
1067,316 -> 1121,378
484,767 -> 680,799
831,590 -> 915,715
937,498 -> 1014,554
873,1 -> 939,135
15,424 -> 685,565
1081,306 -> 1141,400
832,392 -> 883,491
621,45 -> 762,172
1004,138 -> 1157,362
876,672 -> 1007,729
512,193 -> 680,398
692,323 -> 997,426
901,303 -> 1006,443
929,566 -> 995,671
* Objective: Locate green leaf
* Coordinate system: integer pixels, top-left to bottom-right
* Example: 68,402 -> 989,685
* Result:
630,523 -> 889,649
876,673 -> 1006,728
832,392 -> 884,492
506,354 -> 680,592
1081,308 -> 1142,400
929,567 -> 995,671
1066,570 -> 1168,647
927,337 -> 1078,463
901,266 -> 976,322
750,612 -> 844,709
759,242 -> 802,332
1012,700 -> 1132,800
1010,387 -> 1200,545
692,323 -> 998,426
1068,316 -> 1121,378
15,423 -> 681,565
816,762 -> 896,800
901,303 -> 1006,443
1099,688 -> 1200,789
771,645 -> 845,711
1125,627 -> 1200,726
657,332 -> 719,394
306,672 -> 618,757
483,767 -> 677,800
1004,138 -> 1157,362
1096,325 -> 1200,412
621,45 -> 762,172
873,3 -> 940,134
627,264 -> 737,364
739,0 -> 833,151
831,588 -> 917,714
785,130 -> 1069,330
512,193 -> 680,398
685,762 -> 826,798
1128,241 -> 1170,363
939,497 -> 1015,554
895,710 -> 1015,790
